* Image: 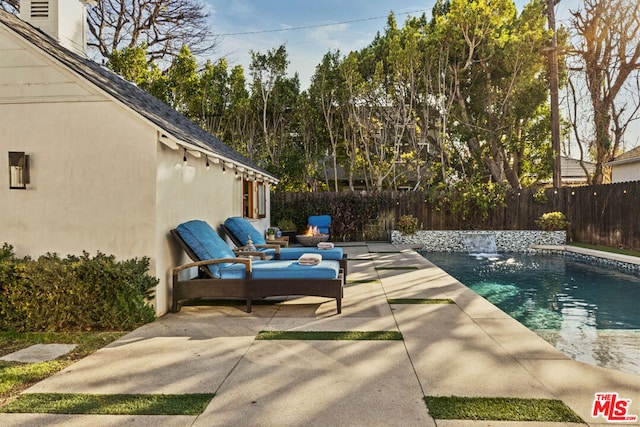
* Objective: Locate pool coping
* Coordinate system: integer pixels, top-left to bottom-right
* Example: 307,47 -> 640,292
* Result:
530,244 -> 640,271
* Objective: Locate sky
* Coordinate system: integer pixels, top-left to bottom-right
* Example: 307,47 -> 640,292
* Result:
202,0 -> 581,90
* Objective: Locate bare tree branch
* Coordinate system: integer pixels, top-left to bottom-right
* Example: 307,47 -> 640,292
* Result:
86,0 -> 217,63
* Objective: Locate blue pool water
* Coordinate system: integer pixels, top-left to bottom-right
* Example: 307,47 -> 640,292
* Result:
422,252 -> 640,375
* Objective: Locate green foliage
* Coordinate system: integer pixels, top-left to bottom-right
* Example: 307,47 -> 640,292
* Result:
271,192 -> 394,241
265,227 -> 278,237
0,243 -> 14,262
535,212 -> 568,231
397,215 -> 418,235
533,188 -> 548,204
0,250 -> 157,332
275,218 -> 296,232
428,181 -> 507,221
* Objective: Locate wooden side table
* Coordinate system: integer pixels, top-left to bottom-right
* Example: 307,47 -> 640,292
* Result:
266,236 -> 289,247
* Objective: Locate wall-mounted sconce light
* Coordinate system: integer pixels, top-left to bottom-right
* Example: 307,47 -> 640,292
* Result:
205,155 -> 210,170
182,148 -> 188,165
222,164 -> 226,174
9,151 -> 29,189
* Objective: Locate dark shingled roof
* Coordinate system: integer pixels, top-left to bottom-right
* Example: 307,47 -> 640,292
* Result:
0,10 -> 276,182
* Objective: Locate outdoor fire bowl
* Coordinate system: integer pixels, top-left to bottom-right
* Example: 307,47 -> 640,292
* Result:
295,234 -> 330,247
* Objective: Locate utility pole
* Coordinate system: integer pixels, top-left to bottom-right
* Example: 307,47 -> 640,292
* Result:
546,0 -> 562,188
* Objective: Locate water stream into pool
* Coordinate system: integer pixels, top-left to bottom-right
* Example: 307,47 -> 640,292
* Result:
421,251 -> 640,376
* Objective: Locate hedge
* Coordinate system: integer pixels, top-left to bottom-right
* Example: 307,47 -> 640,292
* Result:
0,244 -> 157,332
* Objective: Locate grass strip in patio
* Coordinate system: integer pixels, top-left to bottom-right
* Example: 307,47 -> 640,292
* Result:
182,299 -> 280,307
256,331 -> 403,340
0,393 -> 214,415
424,396 -> 583,422
346,279 -> 380,284
388,298 -> 454,304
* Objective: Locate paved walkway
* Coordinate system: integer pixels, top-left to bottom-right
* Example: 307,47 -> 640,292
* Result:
1,243 -> 639,426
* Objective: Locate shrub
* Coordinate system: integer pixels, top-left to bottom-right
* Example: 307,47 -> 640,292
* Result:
0,249 -> 157,332
536,212 -> 568,231
276,219 -> 296,232
0,243 -> 15,262
397,215 -> 418,235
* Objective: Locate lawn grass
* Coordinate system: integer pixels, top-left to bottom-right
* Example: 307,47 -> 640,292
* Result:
424,396 -> 583,422
387,298 -> 454,304
0,393 -> 214,415
256,331 -> 403,340
0,331 -> 125,406
567,242 -> 640,258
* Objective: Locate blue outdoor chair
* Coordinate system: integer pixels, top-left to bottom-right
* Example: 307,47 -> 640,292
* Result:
308,215 -> 332,236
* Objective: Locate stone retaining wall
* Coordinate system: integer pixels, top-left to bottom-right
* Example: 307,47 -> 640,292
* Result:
392,230 -> 640,273
391,230 -> 566,252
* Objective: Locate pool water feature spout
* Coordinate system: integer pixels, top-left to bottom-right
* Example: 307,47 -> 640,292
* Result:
463,232 -> 501,259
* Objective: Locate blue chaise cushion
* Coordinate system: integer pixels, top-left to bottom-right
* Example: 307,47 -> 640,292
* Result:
224,217 -> 267,245
176,220 -> 237,277
276,247 -> 344,261
218,259 -> 340,280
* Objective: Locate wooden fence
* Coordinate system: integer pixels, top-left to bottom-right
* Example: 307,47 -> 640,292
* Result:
271,181 -> 640,250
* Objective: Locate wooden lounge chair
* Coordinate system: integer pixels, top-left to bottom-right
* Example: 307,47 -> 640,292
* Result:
171,220 -> 344,314
220,216 -> 348,277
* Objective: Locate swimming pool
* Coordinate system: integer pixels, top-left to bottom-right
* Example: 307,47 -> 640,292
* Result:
421,251 -> 640,376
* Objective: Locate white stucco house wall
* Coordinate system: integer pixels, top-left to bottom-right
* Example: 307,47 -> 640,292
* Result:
604,146 -> 640,183
0,2 -> 278,316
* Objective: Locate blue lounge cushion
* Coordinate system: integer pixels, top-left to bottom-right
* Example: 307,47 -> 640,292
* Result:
224,217 -> 266,245
308,215 -> 332,234
274,247 -> 344,261
176,220 -> 237,277
219,259 -> 340,280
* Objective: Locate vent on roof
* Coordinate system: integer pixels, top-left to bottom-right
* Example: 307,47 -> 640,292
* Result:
30,0 -> 49,18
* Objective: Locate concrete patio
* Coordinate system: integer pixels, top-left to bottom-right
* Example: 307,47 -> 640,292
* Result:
1,243 -> 638,426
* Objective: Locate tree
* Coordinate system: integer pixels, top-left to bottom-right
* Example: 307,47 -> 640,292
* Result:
568,0 -> 640,184
106,44 -> 172,102
338,51 -> 367,190
224,65 -> 258,158
198,58 -> 231,136
249,45 -> 300,169
165,45 -> 201,117
87,0 -> 216,63
309,50 -> 343,191
436,0 -> 554,189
